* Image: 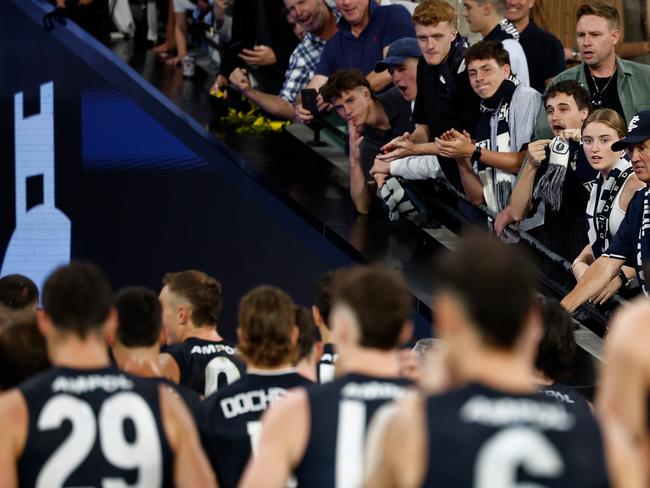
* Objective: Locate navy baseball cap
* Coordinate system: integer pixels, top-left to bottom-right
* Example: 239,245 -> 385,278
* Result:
374,37 -> 421,73
612,110 -> 650,150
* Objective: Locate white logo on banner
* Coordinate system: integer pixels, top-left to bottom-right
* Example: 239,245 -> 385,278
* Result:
1,82 -> 71,291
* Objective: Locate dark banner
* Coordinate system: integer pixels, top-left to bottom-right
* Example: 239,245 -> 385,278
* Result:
0,0 -> 362,340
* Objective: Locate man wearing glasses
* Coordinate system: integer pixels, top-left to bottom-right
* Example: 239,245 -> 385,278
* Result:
534,2 -> 650,139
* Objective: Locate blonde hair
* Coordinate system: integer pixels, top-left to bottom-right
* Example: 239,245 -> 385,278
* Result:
582,108 -> 627,138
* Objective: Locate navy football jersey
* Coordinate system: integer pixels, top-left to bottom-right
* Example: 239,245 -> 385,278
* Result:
18,366 -> 174,487
198,370 -> 312,488
165,337 -> 246,396
420,382 -> 609,487
294,373 -> 412,487
317,343 -> 337,384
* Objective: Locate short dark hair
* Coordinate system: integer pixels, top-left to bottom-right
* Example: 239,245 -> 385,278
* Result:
294,305 -> 320,362
43,262 -> 113,338
543,80 -> 591,111
320,69 -> 372,104
238,285 -> 295,368
576,2 -> 620,29
332,265 -> 412,350
115,287 -> 162,348
535,297 -> 575,384
0,274 -> 38,310
434,233 -> 538,349
313,271 -> 334,329
465,40 -> 510,67
0,319 -> 50,390
162,270 -> 222,327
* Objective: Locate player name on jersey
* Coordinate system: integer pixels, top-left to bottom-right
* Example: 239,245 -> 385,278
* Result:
51,374 -> 134,394
190,343 -> 238,355
221,386 -> 293,418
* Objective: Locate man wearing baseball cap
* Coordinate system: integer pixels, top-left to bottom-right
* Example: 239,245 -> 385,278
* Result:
562,110 -> 650,313
370,38 -> 447,219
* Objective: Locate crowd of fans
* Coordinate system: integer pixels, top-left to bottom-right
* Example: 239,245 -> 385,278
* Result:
0,234 -> 648,486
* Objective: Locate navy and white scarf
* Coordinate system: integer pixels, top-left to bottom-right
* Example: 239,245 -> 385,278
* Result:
586,156 -> 633,257
637,188 -> 650,295
533,136 -> 575,211
475,79 -> 517,212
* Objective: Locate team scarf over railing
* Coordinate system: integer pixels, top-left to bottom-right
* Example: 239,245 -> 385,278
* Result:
475,79 -> 517,212
586,155 -> 633,257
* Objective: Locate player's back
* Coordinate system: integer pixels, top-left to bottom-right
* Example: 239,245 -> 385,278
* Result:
18,366 -> 174,487
421,382 -> 609,487
539,382 -> 593,416
165,337 -> 246,396
294,373 -> 412,488
199,370 -> 312,488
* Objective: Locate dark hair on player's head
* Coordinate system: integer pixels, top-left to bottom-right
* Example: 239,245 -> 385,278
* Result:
238,285 -> 296,368
0,318 -> 50,390
0,274 -> 39,330
294,305 -> 320,363
43,261 -> 112,339
115,287 -> 162,348
162,270 -> 222,327
434,233 -> 538,349
333,265 -> 412,350
543,80 -> 591,111
0,274 -> 38,312
320,69 -> 373,104
465,40 -> 510,67
535,297 -> 575,384
314,271 -> 334,329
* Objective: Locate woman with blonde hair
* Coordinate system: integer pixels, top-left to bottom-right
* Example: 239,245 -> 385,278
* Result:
572,109 -> 645,304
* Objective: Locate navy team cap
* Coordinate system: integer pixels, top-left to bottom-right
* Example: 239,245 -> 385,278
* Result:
612,111 -> 650,150
374,38 -> 421,73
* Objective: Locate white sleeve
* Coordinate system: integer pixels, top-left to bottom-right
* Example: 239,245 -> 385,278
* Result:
502,39 -> 530,87
389,155 -> 444,180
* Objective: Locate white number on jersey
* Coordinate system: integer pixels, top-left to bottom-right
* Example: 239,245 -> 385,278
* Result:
474,426 -> 564,487
35,392 -> 162,488
335,399 -> 367,488
204,356 -> 242,396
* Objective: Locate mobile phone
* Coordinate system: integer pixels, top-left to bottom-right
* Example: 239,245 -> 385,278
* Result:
301,88 -> 319,116
231,40 -> 255,54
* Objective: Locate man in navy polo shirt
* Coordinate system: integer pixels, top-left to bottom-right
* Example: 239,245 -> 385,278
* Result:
562,110 -> 650,313
505,0 -> 565,94
295,0 -> 414,122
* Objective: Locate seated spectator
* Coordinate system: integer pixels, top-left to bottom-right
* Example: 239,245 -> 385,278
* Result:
294,305 -> 322,382
572,109 -> 644,304
504,0 -> 565,93
312,271 -> 337,383
436,41 -> 541,222
158,270 -> 246,396
198,285 -> 311,488
535,297 -> 592,413
214,0 -> 300,94
110,286 -> 201,412
497,80 -> 594,283
462,0 -> 530,86
295,0 -> 416,123
0,274 -> 38,328
320,69 -> 414,213
0,319 -> 49,390
370,38 -> 446,187
562,110 -> 650,311
227,0 -> 338,119
377,0 -> 480,193
535,2 -> 650,139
